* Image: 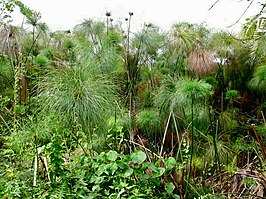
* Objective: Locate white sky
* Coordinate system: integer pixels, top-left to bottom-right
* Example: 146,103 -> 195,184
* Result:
12,0 -> 263,32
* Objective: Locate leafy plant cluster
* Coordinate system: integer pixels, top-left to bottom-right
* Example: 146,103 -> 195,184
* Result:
1,146 -> 180,199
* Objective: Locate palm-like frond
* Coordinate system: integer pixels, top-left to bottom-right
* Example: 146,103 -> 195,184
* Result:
40,60 -> 114,134
188,48 -> 217,77
251,34 -> 266,64
249,65 -> 266,93
131,24 -> 165,58
171,78 -> 213,107
168,23 -> 196,57
184,105 -> 211,132
74,19 -> 106,54
156,77 -> 177,113
209,31 -> 238,59
0,21 -> 21,58
0,55 -> 13,94
136,109 -> 161,137
205,139 -> 231,164
156,77 -> 213,112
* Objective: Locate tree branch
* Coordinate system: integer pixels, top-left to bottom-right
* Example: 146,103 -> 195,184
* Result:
227,0 -> 255,28
209,0 -> 220,10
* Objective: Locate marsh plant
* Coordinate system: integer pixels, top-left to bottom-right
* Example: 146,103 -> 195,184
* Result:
1,1 -> 266,198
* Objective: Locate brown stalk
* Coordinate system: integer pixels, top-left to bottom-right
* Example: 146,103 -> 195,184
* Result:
137,135 -> 151,162
252,124 -> 266,160
125,139 -> 160,159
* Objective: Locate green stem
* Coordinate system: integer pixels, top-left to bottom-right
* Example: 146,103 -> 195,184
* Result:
214,119 -> 222,181
172,112 -> 183,162
0,113 -> 12,134
13,62 -> 19,133
208,104 -> 221,180
185,96 -> 194,198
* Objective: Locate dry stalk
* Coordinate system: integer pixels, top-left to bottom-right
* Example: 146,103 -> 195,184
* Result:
159,112 -> 172,157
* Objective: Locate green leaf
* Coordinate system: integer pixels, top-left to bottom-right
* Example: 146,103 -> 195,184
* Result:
106,150 -> 118,161
165,157 -> 176,171
89,175 -> 104,184
152,167 -> 165,178
148,163 -> 165,178
131,150 -> 146,164
124,167 -> 133,177
173,194 -> 180,199
95,164 -> 105,176
138,173 -> 150,180
149,178 -> 160,186
92,185 -> 100,192
165,182 -> 175,194
109,163 -> 118,175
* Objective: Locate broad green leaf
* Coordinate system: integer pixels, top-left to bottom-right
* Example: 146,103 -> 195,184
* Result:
124,167 -> 133,177
109,163 -> 118,175
95,164 -> 105,176
173,194 -> 181,199
148,163 -> 158,171
152,167 -> 165,178
131,150 -> 146,164
149,178 -> 160,186
104,163 -> 118,175
138,173 -> 150,180
148,163 -> 165,178
165,182 -> 175,194
165,157 -> 176,171
106,150 -> 118,161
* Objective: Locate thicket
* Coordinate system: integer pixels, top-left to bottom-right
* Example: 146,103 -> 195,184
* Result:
0,1 -> 266,198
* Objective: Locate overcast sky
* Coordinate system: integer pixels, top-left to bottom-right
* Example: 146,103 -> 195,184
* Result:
12,0 -> 262,32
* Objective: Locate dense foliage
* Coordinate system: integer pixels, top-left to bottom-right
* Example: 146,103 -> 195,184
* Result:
0,1 -> 266,198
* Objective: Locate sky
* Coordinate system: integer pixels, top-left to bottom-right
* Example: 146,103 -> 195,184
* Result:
12,0 -> 263,32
